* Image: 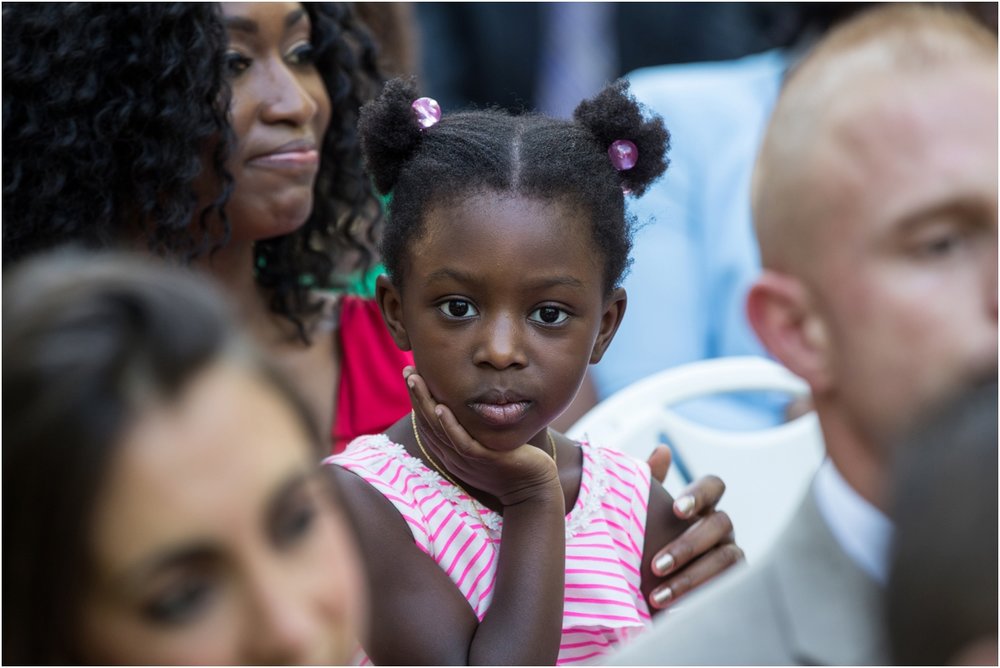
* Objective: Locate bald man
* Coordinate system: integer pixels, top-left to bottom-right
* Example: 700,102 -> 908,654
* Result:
609,5 -> 997,665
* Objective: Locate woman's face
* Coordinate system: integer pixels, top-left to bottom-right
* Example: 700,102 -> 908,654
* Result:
220,2 -> 331,242
79,363 -> 365,664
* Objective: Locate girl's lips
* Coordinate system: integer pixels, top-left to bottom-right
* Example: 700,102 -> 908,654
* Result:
467,400 -> 532,427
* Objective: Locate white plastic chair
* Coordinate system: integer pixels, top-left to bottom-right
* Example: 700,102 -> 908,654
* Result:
568,356 -> 824,561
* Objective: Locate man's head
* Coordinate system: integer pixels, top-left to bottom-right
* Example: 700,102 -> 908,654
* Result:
747,5 -> 998,506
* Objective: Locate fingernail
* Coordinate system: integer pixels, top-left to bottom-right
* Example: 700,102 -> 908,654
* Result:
434,406 -> 444,417
651,586 -> 673,607
407,377 -> 415,389
654,552 -> 675,575
675,495 -> 695,518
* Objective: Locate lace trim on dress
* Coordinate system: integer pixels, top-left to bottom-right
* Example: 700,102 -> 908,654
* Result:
351,434 -> 612,539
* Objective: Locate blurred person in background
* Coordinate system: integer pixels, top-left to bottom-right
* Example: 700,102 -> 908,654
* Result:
2,251 -> 367,664
610,5 -> 997,663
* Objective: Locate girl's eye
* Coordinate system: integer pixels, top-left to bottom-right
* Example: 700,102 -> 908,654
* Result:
529,306 -> 570,325
438,300 -> 479,319
143,576 -> 215,626
287,42 -> 316,66
224,50 -> 251,76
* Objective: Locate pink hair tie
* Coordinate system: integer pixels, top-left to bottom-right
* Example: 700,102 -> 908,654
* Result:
608,139 -> 638,171
411,97 -> 441,130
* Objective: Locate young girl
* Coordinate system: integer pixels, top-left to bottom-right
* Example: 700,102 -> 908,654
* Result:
327,77 -> 690,665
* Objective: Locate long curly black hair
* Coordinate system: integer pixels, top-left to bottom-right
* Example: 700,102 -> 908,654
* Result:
3,3 -> 383,341
360,77 -> 670,296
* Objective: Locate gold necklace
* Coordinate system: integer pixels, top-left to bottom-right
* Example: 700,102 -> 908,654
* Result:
410,411 -> 557,493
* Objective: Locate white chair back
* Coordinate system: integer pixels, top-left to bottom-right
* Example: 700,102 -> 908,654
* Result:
568,356 -> 825,561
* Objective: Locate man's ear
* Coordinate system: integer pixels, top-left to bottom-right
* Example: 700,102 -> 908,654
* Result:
375,274 -> 411,351
590,288 -> 627,364
746,271 -> 832,393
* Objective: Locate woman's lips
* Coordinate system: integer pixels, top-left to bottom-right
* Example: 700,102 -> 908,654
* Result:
247,139 -> 320,174
467,400 -> 532,427
247,148 -> 320,171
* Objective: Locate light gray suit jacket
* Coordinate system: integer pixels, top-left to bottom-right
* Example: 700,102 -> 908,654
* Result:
608,482 -> 890,665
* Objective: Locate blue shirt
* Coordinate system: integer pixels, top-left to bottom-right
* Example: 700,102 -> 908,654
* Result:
591,49 -> 791,428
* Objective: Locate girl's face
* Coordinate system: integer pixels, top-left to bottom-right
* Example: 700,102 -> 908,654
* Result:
78,363 -> 365,665
220,3 -> 331,242
381,192 -> 626,450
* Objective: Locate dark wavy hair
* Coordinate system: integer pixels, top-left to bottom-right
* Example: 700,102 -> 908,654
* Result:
2,3 -> 383,341
359,77 -> 670,296
2,3 -> 232,260
2,249 -> 323,664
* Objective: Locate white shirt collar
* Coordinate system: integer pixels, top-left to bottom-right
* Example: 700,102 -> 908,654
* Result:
812,458 -> 894,585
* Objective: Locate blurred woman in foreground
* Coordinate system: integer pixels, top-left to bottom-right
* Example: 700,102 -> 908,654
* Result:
2,251 -> 366,664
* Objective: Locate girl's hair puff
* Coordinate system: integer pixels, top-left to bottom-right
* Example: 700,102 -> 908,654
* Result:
573,79 -> 670,199
358,77 -> 427,195
359,77 -> 670,295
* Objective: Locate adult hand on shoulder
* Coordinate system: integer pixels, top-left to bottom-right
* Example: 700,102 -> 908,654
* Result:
645,445 -> 745,609
404,367 -> 561,506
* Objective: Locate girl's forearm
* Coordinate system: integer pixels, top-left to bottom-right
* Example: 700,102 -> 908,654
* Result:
469,482 -> 566,665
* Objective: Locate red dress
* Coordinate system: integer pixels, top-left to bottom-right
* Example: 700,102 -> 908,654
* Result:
332,295 -> 414,452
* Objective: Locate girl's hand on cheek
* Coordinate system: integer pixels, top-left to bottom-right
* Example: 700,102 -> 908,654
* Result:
404,367 -> 561,507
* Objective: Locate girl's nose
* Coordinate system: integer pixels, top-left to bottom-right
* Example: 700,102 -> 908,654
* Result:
473,315 -> 528,370
259,62 -> 319,127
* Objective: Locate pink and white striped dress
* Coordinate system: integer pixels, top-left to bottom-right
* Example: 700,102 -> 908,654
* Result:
328,434 -> 652,665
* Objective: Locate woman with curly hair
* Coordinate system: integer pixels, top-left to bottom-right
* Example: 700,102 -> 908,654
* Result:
3,1 -> 412,449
